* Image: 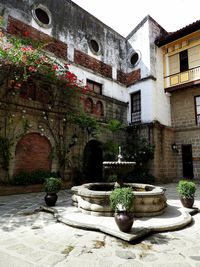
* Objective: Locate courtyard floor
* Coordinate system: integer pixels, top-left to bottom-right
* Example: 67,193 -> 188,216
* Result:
0,183 -> 200,266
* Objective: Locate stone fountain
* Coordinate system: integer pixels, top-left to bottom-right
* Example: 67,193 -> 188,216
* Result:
71,147 -> 167,217
103,146 -> 135,187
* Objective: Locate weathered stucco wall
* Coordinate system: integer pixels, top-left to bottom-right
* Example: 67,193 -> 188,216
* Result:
127,16 -> 171,126
0,0 -> 129,72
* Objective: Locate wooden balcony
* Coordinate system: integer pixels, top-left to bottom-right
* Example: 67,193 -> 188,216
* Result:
164,66 -> 200,91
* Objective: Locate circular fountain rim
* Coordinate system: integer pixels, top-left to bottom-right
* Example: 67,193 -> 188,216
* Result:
71,182 -> 165,198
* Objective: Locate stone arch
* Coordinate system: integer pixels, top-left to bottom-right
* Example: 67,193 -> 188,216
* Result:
95,100 -> 104,117
83,140 -> 103,182
14,133 -> 52,175
84,97 -> 94,114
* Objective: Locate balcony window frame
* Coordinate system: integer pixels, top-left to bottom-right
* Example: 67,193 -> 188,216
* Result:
180,50 -> 189,72
131,91 -> 141,123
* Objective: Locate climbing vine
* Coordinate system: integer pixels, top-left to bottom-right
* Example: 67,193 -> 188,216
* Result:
0,137 -> 11,171
0,21 -> 98,180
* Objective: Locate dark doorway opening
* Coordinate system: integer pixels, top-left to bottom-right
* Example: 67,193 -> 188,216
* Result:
83,140 -> 103,182
182,144 -> 194,179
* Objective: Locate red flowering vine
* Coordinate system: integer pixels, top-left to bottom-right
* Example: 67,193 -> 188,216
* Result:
0,29 -> 90,97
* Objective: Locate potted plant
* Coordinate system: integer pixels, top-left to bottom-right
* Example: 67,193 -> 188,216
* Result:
177,180 -> 196,208
44,177 -> 63,206
110,187 -> 134,232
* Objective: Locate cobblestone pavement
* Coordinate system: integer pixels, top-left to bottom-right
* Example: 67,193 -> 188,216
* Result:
0,183 -> 200,267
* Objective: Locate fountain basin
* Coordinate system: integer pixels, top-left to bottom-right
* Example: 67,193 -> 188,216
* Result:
71,183 -> 167,217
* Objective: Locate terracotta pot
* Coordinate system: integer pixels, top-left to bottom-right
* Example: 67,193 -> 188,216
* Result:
45,193 -> 58,206
115,211 -> 134,233
180,197 -> 194,208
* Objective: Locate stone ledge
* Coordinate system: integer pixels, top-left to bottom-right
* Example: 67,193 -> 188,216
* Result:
0,182 -> 72,196
40,200 -> 199,242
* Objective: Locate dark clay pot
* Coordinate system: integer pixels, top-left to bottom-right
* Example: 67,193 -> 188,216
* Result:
181,197 -> 194,208
45,193 -> 58,206
115,211 -> 134,233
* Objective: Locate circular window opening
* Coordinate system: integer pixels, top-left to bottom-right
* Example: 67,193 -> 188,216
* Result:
35,8 -> 50,25
90,39 -> 100,53
130,52 -> 139,67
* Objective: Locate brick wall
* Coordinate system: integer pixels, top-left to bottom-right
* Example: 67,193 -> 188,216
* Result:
7,16 -> 141,86
14,133 -> 52,175
170,85 -> 200,181
117,69 -> 141,86
74,49 -> 112,79
129,122 -> 177,183
171,86 -> 200,128
152,123 -> 177,183
7,16 -> 67,60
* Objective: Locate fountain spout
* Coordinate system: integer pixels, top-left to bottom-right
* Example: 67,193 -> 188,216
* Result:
117,146 -> 123,163
103,146 -> 136,188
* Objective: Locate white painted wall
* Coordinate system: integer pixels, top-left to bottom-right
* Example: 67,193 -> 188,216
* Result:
127,20 -> 151,78
127,17 -> 171,126
128,80 -> 153,123
7,5 -> 172,126
69,65 -> 128,103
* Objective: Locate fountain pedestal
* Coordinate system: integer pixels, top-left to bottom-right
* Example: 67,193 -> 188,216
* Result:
103,146 -> 136,187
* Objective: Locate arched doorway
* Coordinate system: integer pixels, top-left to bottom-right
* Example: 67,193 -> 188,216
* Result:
83,140 -> 103,182
14,133 -> 52,175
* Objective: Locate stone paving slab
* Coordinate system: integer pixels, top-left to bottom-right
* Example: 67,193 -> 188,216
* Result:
1,184 -> 200,266
41,200 -> 198,242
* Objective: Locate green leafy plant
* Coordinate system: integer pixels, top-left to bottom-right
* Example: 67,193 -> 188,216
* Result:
107,174 -> 118,183
123,127 -> 155,183
103,140 -> 119,161
110,187 -> 134,212
71,111 -> 99,136
103,119 -> 124,162
177,180 -> 196,199
43,177 -> 62,193
107,119 -> 124,133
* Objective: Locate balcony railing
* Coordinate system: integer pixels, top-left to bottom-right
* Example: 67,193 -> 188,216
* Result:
131,111 -> 141,123
164,66 -> 200,89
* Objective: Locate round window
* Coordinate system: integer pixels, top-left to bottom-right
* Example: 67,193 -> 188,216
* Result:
35,8 -> 50,25
130,52 -> 140,67
90,39 -> 100,54
32,5 -> 51,28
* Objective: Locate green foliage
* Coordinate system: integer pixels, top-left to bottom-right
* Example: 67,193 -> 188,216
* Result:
177,180 -> 196,198
103,119 -> 124,161
103,140 -> 119,161
0,31 -> 91,179
71,111 -> 99,136
110,187 -> 134,212
107,174 -> 118,183
43,177 -> 62,193
11,170 -> 59,186
0,137 -> 12,171
107,119 -> 124,133
123,128 -> 155,182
